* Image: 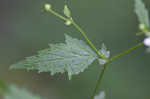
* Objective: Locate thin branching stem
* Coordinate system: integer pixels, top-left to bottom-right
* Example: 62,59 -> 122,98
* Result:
45,8 -> 144,99
90,63 -> 108,99
71,19 -> 107,59
46,9 -> 106,59
90,42 -> 144,99
46,9 -> 68,21
109,42 -> 144,62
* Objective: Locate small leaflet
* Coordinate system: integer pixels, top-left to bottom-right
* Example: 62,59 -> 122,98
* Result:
63,5 -> 71,18
134,0 -> 150,28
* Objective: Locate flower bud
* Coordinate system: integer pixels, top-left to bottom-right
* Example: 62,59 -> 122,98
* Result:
64,5 -> 71,18
44,4 -> 51,11
139,24 -> 147,32
144,37 -> 150,47
65,20 -> 72,26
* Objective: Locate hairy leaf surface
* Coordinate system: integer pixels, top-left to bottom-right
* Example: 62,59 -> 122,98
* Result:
10,34 -> 97,79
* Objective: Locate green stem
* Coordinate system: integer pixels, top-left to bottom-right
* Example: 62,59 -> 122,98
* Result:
90,42 -> 144,99
47,9 -> 68,21
46,9 -> 106,59
71,20 -> 106,59
45,7 -> 145,99
109,42 -> 144,62
90,63 -> 108,99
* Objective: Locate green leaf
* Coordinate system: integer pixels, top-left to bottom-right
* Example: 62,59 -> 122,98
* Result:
63,5 -> 71,18
134,0 -> 150,28
94,91 -> 105,99
3,85 -> 41,99
10,34 -> 97,80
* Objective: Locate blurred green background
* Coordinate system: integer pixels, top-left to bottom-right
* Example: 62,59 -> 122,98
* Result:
0,0 -> 150,99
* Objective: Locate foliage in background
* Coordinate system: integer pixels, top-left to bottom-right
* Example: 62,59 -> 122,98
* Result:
0,81 -> 41,99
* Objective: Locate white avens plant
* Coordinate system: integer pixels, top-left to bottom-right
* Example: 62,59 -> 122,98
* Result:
0,0 -> 149,99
